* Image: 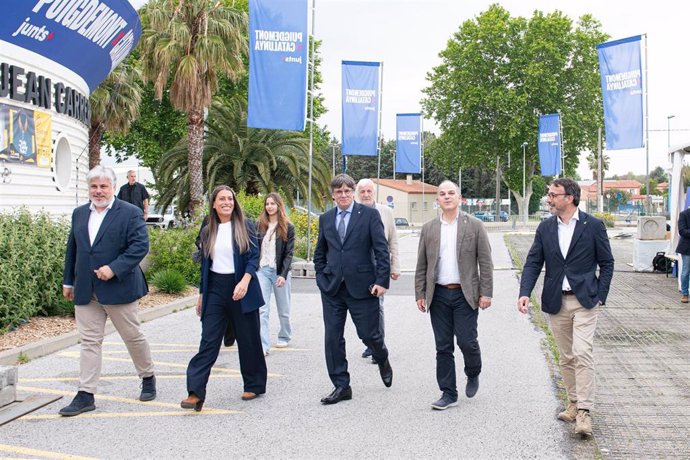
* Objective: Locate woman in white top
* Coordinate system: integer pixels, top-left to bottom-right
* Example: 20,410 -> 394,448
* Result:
182,186 -> 266,411
256,193 -> 295,355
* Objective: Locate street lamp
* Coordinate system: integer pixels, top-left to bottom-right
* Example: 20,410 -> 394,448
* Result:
521,142 -> 528,226
331,143 -> 339,177
668,115 -> 675,149
667,115 -> 675,215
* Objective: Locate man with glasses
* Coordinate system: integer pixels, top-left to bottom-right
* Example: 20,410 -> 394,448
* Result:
517,178 -> 614,436
314,174 -> 393,405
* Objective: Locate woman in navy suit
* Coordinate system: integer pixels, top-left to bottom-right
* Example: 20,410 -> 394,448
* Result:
182,186 -> 266,411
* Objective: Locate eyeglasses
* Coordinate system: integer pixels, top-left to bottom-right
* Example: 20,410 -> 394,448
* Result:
546,192 -> 570,199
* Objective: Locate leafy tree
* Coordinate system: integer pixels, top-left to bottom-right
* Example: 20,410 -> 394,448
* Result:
138,0 -> 248,213
89,60 -> 142,168
649,166 -> 668,183
423,5 -> 608,219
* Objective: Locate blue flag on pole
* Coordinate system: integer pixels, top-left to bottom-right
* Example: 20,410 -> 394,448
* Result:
596,35 -> 643,150
538,113 -> 561,176
342,61 -> 381,156
248,0 -> 309,131
396,113 -> 421,173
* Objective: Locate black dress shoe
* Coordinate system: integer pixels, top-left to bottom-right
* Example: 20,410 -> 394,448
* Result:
361,348 -> 373,358
320,386 -> 352,405
378,358 -> 393,387
466,375 -> 479,398
139,375 -> 157,401
59,391 -> 95,417
224,322 -> 236,347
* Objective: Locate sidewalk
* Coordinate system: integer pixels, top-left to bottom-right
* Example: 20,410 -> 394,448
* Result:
0,232 -> 580,459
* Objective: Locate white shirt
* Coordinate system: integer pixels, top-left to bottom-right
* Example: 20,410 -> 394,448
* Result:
436,213 -> 461,285
557,208 -> 580,291
211,222 -> 235,274
88,198 -> 115,245
259,221 -> 278,269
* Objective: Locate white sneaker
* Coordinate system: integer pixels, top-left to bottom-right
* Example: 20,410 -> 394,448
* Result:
275,341 -> 289,348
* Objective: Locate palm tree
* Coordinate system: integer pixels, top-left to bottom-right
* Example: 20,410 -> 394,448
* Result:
154,97 -> 331,212
586,151 -> 610,181
89,61 -> 142,169
138,0 -> 247,213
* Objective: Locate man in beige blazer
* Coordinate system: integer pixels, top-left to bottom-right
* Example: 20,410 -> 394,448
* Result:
356,178 -> 400,362
415,180 -> 493,410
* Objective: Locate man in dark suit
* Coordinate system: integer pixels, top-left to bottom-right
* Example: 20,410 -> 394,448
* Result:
314,174 -> 393,404
60,165 -> 155,416
675,206 -> 690,303
517,178 -> 614,437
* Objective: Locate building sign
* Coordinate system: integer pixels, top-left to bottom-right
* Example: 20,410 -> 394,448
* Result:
0,103 -> 52,167
1,62 -> 90,125
0,0 -> 142,93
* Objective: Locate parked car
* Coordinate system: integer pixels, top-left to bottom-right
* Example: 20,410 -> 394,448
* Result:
394,217 -> 409,227
539,210 -> 552,221
146,205 -> 177,229
499,210 -> 509,222
472,211 -> 495,222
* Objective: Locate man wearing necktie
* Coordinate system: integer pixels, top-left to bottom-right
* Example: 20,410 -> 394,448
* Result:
314,174 -> 393,405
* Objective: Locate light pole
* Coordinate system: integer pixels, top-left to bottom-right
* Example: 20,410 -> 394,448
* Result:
521,142 -> 528,226
667,115 -> 675,149
667,115 -> 675,215
331,143 -> 338,177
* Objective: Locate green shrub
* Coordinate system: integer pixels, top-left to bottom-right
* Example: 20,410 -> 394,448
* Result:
236,191 -> 264,220
593,212 -> 615,228
0,208 -> 72,330
150,269 -> 188,294
148,226 -> 200,286
290,210 -> 319,259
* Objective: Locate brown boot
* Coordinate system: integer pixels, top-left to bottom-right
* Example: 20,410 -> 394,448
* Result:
681,295 -> 688,304
575,409 -> 593,436
557,401 -> 578,422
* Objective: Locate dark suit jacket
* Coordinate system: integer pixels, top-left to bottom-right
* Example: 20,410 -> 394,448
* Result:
63,198 -> 149,306
314,202 -> 390,299
257,222 -> 295,279
519,211 -> 614,314
198,220 -> 264,318
676,208 -> 690,255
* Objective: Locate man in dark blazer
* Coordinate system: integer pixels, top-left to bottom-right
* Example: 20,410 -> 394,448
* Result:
314,174 -> 393,405
675,206 -> 690,303
60,165 -> 155,416
517,178 -> 614,437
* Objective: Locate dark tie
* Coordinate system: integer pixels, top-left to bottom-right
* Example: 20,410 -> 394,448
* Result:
338,211 -> 348,243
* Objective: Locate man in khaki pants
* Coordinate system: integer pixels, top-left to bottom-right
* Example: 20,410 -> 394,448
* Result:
517,178 -> 614,436
61,165 -> 156,416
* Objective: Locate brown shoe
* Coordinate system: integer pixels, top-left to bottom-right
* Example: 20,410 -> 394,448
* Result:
180,394 -> 204,412
681,295 -> 689,303
557,401 -> 578,422
241,392 -> 260,401
575,409 -> 593,436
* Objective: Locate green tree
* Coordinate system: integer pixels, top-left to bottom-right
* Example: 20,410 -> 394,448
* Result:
138,0 -> 248,214
89,60 -> 142,169
423,5 -> 608,219
585,150 -> 610,180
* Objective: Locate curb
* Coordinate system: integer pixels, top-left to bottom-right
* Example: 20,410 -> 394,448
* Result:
0,295 -> 198,366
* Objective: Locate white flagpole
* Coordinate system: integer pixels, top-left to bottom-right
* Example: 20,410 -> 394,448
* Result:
376,62 -> 384,202
306,0 -> 316,261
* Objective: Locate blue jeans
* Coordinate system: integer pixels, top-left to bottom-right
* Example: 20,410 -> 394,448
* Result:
257,267 -> 292,353
681,254 -> 690,295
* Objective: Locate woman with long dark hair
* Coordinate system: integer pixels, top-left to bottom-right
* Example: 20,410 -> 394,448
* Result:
181,186 -> 266,411
256,192 -> 295,355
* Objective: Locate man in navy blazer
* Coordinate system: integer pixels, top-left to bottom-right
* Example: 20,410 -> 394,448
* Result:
60,166 -> 155,416
675,206 -> 690,303
517,178 -> 614,437
314,174 -> 393,405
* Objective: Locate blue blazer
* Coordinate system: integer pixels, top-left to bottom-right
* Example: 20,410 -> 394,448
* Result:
519,211 -> 614,314
676,208 -> 690,255
198,220 -> 264,318
314,202 -> 390,299
63,198 -> 149,306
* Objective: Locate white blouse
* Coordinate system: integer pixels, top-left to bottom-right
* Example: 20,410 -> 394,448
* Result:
211,222 -> 235,274
259,222 -> 278,269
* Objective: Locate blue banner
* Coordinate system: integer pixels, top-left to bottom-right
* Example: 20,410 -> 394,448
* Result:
596,35 -> 643,150
342,61 -> 380,156
0,0 -> 141,93
247,0 -> 308,131
396,113 -> 421,173
537,113 -> 561,176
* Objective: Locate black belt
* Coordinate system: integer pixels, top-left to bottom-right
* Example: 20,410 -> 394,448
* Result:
562,290 -> 575,296
437,283 -> 461,290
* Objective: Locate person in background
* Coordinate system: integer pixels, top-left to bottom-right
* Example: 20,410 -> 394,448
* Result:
182,186 -> 266,411
517,178 -> 614,436
117,170 -> 150,221
676,206 -> 690,303
356,178 -> 400,363
256,192 -> 295,355
60,165 -> 155,416
415,180 -> 493,410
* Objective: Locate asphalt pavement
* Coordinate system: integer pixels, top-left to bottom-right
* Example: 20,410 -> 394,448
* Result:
0,230 -> 580,459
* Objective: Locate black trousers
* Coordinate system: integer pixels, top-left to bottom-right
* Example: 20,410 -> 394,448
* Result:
321,282 -> 389,388
186,272 -> 267,401
429,285 -> 481,400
